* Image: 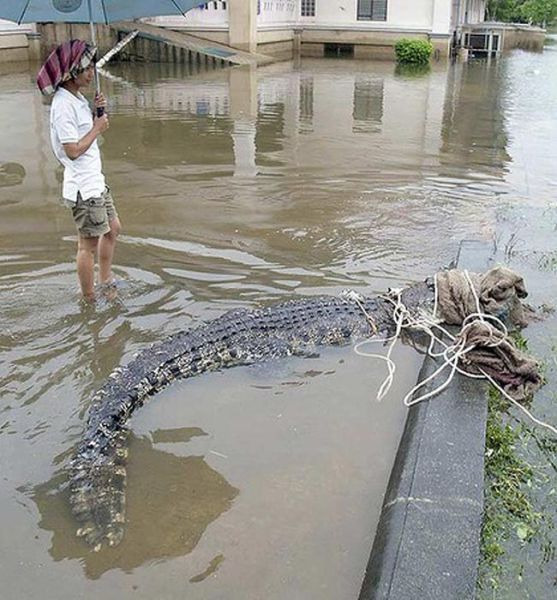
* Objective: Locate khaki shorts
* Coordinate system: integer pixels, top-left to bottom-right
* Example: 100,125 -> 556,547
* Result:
67,187 -> 118,238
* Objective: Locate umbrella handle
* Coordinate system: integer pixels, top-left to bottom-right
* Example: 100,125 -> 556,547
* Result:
88,3 -> 104,119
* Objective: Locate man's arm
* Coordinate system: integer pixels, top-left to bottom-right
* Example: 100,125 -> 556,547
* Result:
63,114 -> 109,160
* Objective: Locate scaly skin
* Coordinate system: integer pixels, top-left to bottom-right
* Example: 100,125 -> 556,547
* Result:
70,281 -> 435,549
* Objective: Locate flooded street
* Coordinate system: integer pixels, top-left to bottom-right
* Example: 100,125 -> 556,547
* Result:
1,43 -> 556,598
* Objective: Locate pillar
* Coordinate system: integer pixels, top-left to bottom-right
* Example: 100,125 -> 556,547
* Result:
229,0 -> 257,53
431,0 -> 452,35
430,0 -> 453,58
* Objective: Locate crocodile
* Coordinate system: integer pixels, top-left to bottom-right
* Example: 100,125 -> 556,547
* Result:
68,279 -> 438,550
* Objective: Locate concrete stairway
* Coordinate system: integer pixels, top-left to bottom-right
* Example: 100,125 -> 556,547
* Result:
117,21 -> 274,66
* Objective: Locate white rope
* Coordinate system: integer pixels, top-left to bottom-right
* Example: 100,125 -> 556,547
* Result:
342,289 -> 397,401
345,272 -> 557,436
480,370 -> 557,436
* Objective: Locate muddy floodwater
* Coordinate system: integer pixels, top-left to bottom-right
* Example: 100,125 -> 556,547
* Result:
1,42 -> 557,599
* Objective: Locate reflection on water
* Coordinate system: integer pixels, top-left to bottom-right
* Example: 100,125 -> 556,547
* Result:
0,162 -> 26,188
1,46 -> 556,598
299,75 -> 314,134
352,78 -> 383,134
441,60 -> 510,175
32,433 -> 238,580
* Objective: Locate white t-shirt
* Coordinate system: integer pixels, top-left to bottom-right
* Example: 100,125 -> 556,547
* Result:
50,87 -> 105,202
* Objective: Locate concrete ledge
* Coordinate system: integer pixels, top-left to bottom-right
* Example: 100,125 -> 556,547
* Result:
301,29 -> 430,45
0,33 -> 30,63
0,33 -> 28,49
359,240 -> 495,600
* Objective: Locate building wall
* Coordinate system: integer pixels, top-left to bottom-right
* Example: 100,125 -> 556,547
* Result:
152,1 -> 472,33
0,0 -> 487,63
150,0 -> 475,59
36,23 -> 117,59
0,19 -> 36,34
150,3 -> 228,30
313,0 -> 436,30
259,0 -> 298,26
501,25 -> 545,51
461,0 -> 486,24
0,19 -> 38,63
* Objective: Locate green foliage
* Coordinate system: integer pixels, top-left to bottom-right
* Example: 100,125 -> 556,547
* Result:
520,0 -> 557,25
483,407 -> 537,537
487,0 -> 519,21
477,388 -> 548,596
487,0 -> 525,21
394,39 -> 433,65
509,329 -> 529,352
486,0 -> 557,25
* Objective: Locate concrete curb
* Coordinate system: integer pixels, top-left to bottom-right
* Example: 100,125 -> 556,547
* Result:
358,240 -> 495,600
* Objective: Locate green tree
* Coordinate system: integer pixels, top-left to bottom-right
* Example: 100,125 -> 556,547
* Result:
486,0 -> 557,23
486,0 -> 524,21
519,0 -> 557,25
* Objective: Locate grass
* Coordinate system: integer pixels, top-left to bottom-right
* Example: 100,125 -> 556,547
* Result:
477,388 -> 543,595
477,342 -> 556,600
536,250 -> 557,272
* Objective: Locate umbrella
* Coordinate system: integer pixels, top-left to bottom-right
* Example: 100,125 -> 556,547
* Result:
1,0 -> 209,113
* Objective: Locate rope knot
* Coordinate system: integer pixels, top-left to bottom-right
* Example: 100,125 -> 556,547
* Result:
457,318 -> 504,352
351,268 -> 554,435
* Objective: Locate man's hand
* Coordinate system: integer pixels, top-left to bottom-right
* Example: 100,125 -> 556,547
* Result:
94,93 -> 107,111
93,113 -> 109,134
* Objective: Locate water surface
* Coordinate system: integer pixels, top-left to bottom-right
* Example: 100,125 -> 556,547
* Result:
1,46 -> 556,599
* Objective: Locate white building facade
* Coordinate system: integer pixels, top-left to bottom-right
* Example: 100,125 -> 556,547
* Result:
0,0 -> 488,62
150,0 -> 488,59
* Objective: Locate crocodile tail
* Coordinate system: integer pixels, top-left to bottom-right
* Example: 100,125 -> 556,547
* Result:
67,353 -> 189,550
69,427 -> 129,551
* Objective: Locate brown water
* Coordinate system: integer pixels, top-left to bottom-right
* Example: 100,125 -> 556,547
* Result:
0,46 -> 556,599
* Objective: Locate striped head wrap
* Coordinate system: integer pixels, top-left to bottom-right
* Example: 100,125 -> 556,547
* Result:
37,39 -> 97,96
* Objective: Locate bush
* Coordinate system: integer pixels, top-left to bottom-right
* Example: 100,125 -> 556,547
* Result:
394,39 -> 433,64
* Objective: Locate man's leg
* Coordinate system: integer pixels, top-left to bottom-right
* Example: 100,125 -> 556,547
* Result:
77,235 -> 99,301
98,216 -> 122,284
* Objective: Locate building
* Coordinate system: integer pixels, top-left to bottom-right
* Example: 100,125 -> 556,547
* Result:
3,1 -> 542,64
149,0 -> 489,59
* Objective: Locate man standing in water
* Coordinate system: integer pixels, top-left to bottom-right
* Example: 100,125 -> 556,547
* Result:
37,40 -> 121,302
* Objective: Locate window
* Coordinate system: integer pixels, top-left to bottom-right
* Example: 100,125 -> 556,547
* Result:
469,34 -> 488,49
301,0 -> 315,17
357,0 -> 387,21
